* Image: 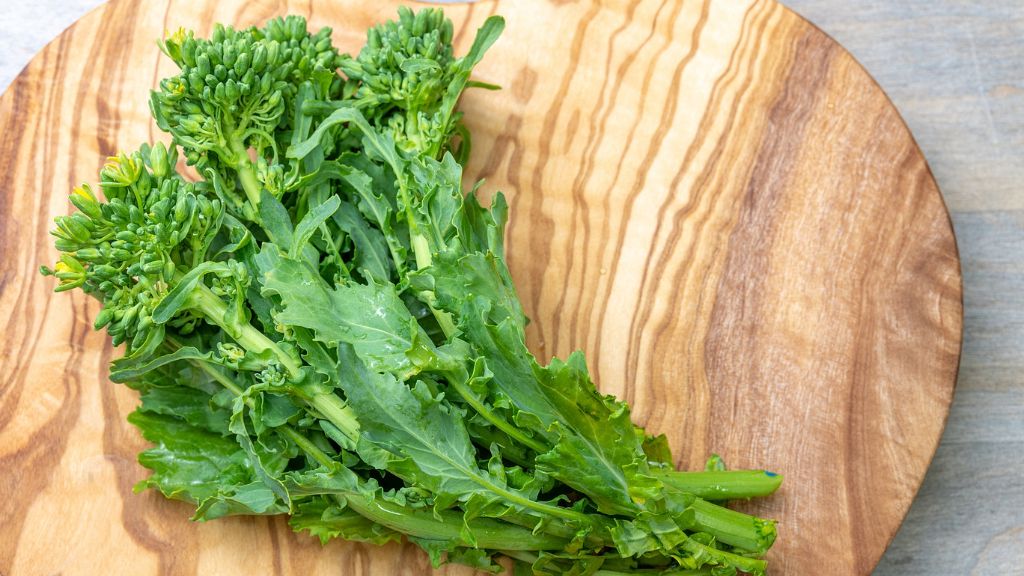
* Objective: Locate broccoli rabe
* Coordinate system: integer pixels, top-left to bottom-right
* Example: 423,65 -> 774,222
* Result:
152,16 -> 343,216
42,8 -> 783,576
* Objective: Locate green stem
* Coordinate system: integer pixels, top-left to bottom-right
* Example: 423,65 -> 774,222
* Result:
470,466 -> 590,525
181,348 -> 244,396
190,283 -> 301,376
593,565 -> 712,569
653,469 -> 783,500
689,497 -> 776,553
498,509 -> 606,549
230,137 -> 262,210
307,393 -> 360,444
279,427 -> 336,468
410,233 -> 459,337
344,493 -> 568,551
188,283 -> 360,443
468,424 -> 533,467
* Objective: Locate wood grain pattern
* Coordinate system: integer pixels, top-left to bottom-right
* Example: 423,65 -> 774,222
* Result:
0,0 -> 962,574
777,3 -> 1024,574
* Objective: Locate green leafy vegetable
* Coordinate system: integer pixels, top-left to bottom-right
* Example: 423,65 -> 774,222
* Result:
41,7 -> 783,575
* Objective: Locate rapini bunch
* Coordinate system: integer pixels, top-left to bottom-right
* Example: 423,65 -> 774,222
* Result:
43,9 -> 782,575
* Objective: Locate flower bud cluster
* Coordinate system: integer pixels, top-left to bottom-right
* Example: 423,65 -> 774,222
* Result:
153,16 -> 342,170
43,143 -> 223,350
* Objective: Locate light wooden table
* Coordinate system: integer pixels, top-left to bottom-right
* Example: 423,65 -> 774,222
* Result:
1,1 -> 1019,574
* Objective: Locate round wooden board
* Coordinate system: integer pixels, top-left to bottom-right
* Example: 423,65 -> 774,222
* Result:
0,0 -> 962,574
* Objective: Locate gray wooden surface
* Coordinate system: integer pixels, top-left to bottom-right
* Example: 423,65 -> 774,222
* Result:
1,1 -> 1021,575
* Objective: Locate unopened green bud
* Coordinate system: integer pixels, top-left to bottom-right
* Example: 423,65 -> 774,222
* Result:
252,44 -> 267,71
163,259 -> 176,282
58,216 -> 91,243
129,328 -> 149,350
108,248 -> 132,261
197,194 -> 214,218
121,304 -> 139,326
94,308 -> 114,330
160,258 -> 175,280
198,50 -> 214,74
92,264 -> 118,278
223,43 -> 237,67
188,70 -> 204,91
149,142 -> 169,178
181,118 -> 203,133
173,194 -> 193,223
70,185 -> 103,220
75,248 -> 103,261
181,36 -> 197,67
234,52 -> 250,77
266,41 -> 280,67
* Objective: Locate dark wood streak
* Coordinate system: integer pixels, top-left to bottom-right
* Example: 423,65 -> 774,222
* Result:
0,59 -> 31,235
549,0 -> 643,362
592,0 -> 709,400
266,516 -> 285,575
0,64 -> 38,421
520,0 -> 602,356
480,67 -> 537,292
839,94 -> 951,576
0,25 -> 75,433
626,0 -> 784,451
699,20 -> 835,441
0,286 -> 87,573
567,0 -> 674,360
563,108 -> 580,151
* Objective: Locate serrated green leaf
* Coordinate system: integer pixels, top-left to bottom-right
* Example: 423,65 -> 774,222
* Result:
137,383 -> 232,436
129,410 -> 253,508
257,244 -> 429,377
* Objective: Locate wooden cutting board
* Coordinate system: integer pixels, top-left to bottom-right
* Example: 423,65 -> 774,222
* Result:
0,0 -> 962,574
